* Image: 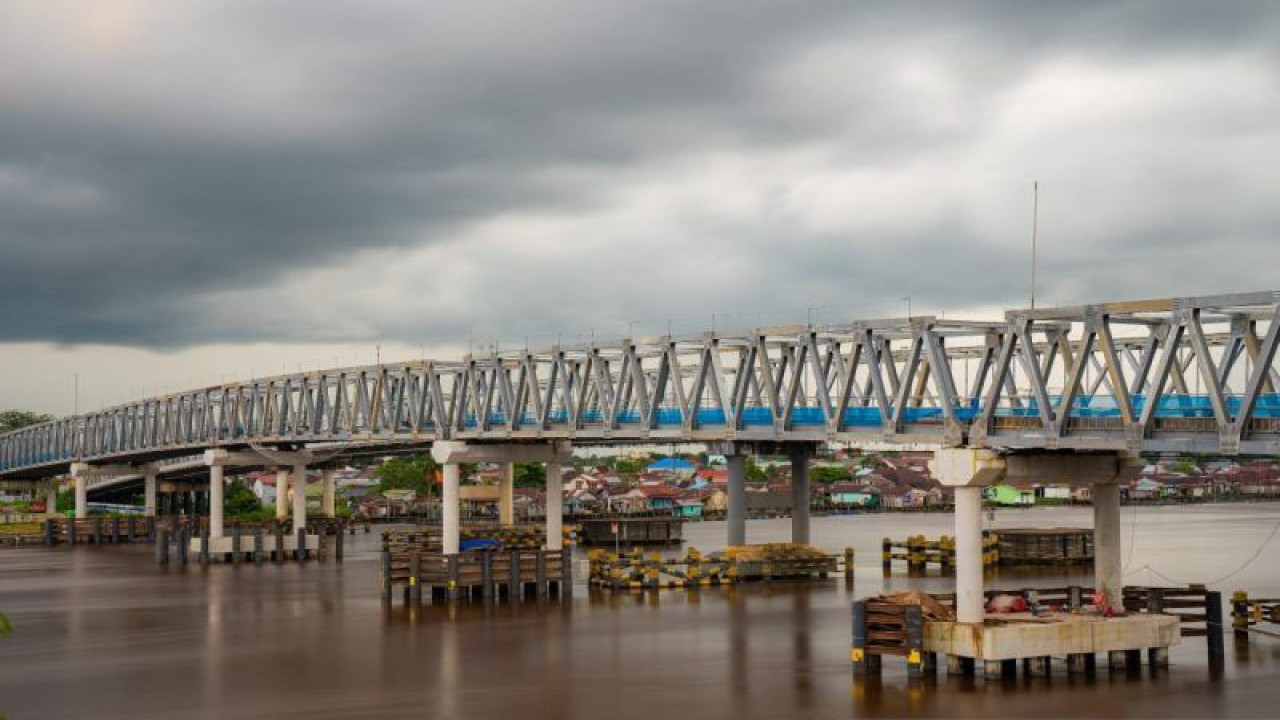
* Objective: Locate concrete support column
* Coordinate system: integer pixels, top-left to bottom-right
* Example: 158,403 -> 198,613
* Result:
727,454 -> 747,547
322,468 -> 336,518
210,465 -> 225,538
74,475 -> 87,519
291,464 -> 308,534
790,450 -> 811,545
955,485 -> 985,624
275,469 -> 289,520
442,462 -> 461,555
545,459 -> 564,549
1093,482 -> 1123,611
499,462 -> 515,526
45,483 -> 59,520
144,472 -> 157,517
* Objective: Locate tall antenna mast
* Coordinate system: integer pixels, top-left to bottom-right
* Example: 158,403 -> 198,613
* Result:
1030,181 -> 1039,309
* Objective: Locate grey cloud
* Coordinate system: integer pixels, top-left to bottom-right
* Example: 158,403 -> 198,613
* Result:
1,1 -> 1278,348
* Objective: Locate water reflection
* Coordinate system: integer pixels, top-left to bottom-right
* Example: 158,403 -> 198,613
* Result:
0,505 -> 1278,718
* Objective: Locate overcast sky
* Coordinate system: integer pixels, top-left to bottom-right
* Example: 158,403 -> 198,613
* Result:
2,1 -> 1278,415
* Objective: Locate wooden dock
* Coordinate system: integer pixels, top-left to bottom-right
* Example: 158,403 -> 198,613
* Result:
381,527 -> 569,605
578,517 -> 683,546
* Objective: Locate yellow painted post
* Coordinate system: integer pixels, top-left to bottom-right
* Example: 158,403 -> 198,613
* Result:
1232,590 -> 1250,639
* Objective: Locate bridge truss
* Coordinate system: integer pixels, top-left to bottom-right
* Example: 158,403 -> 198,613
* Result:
3,291 -> 1278,480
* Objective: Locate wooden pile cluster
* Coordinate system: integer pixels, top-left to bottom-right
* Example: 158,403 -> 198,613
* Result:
588,544 -> 850,591
724,543 -> 839,580
882,533 -> 998,573
578,517 -> 683,546
45,516 -> 156,546
588,548 -> 733,590
851,599 -> 927,678
995,528 -> 1093,566
382,546 -> 568,605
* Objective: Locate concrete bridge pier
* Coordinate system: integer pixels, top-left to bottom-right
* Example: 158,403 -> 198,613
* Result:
726,453 -> 747,547
74,474 -> 87,519
432,441 -> 574,555
209,464 -> 225,538
932,449 -> 1005,623
45,482 -> 59,520
275,469 -> 289,521
499,463 -> 515,526
442,461 -> 461,554
545,457 -> 563,550
321,468 -> 336,518
1093,481 -> 1123,611
790,448 -> 812,545
144,470 -> 157,518
291,463 -> 308,534
934,449 -> 1145,620
202,448 -> 316,555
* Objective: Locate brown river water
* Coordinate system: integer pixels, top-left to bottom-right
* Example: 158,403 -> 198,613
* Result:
2,503 -> 1279,719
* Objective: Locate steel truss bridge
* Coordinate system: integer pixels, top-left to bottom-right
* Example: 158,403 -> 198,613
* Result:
3,291 -> 1280,482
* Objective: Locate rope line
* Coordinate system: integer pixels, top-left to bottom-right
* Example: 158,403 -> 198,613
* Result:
1126,514 -> 1280,587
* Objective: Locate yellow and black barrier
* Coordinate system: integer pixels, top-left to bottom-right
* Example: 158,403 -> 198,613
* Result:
1232,590 -> 1280,641
589,544 -> 853,591
881,533 -> 997,574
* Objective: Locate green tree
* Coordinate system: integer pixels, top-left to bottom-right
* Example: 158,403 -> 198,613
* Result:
376,455 -> 438,496
611,456 -> 647,474
224,477 -> 266,519
514,462 -> 546,488
811,466 -> 853,484
0,410 -> 53,433
745,456 -> 768,483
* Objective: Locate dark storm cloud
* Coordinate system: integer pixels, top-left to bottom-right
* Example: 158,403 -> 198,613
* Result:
1,0 -> 1278,348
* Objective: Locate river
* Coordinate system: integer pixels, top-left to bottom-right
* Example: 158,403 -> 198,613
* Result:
1,503 -> 1278,718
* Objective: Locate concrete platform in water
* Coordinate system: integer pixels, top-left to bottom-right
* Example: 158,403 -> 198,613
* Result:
925,613 -> 1181,669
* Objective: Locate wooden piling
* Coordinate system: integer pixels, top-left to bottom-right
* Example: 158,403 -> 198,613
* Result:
68,517 -> 77,545
562,549 -> 573,597
447,554 -> 461,602
176,527 -> 188,565
1231,590 -> 1250,638
381,550 -> 393,605
200,527 -> 210,565
509,549 -> 521,599
93,517 -> 103,545
409,552 -> 422,605
44,518 -> 55,547
1206,590 -> 1225,661
155,529 -> 169,564
296,528 -> 307,563
905,604 -> 925,679
253,528 -> 264,566
536,550 -> 548,597
844,547 -> 855,582
481,552 -> 493,601
274,525 -> 285,562
851,601 -> 870,675
335,524 -> 344,562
